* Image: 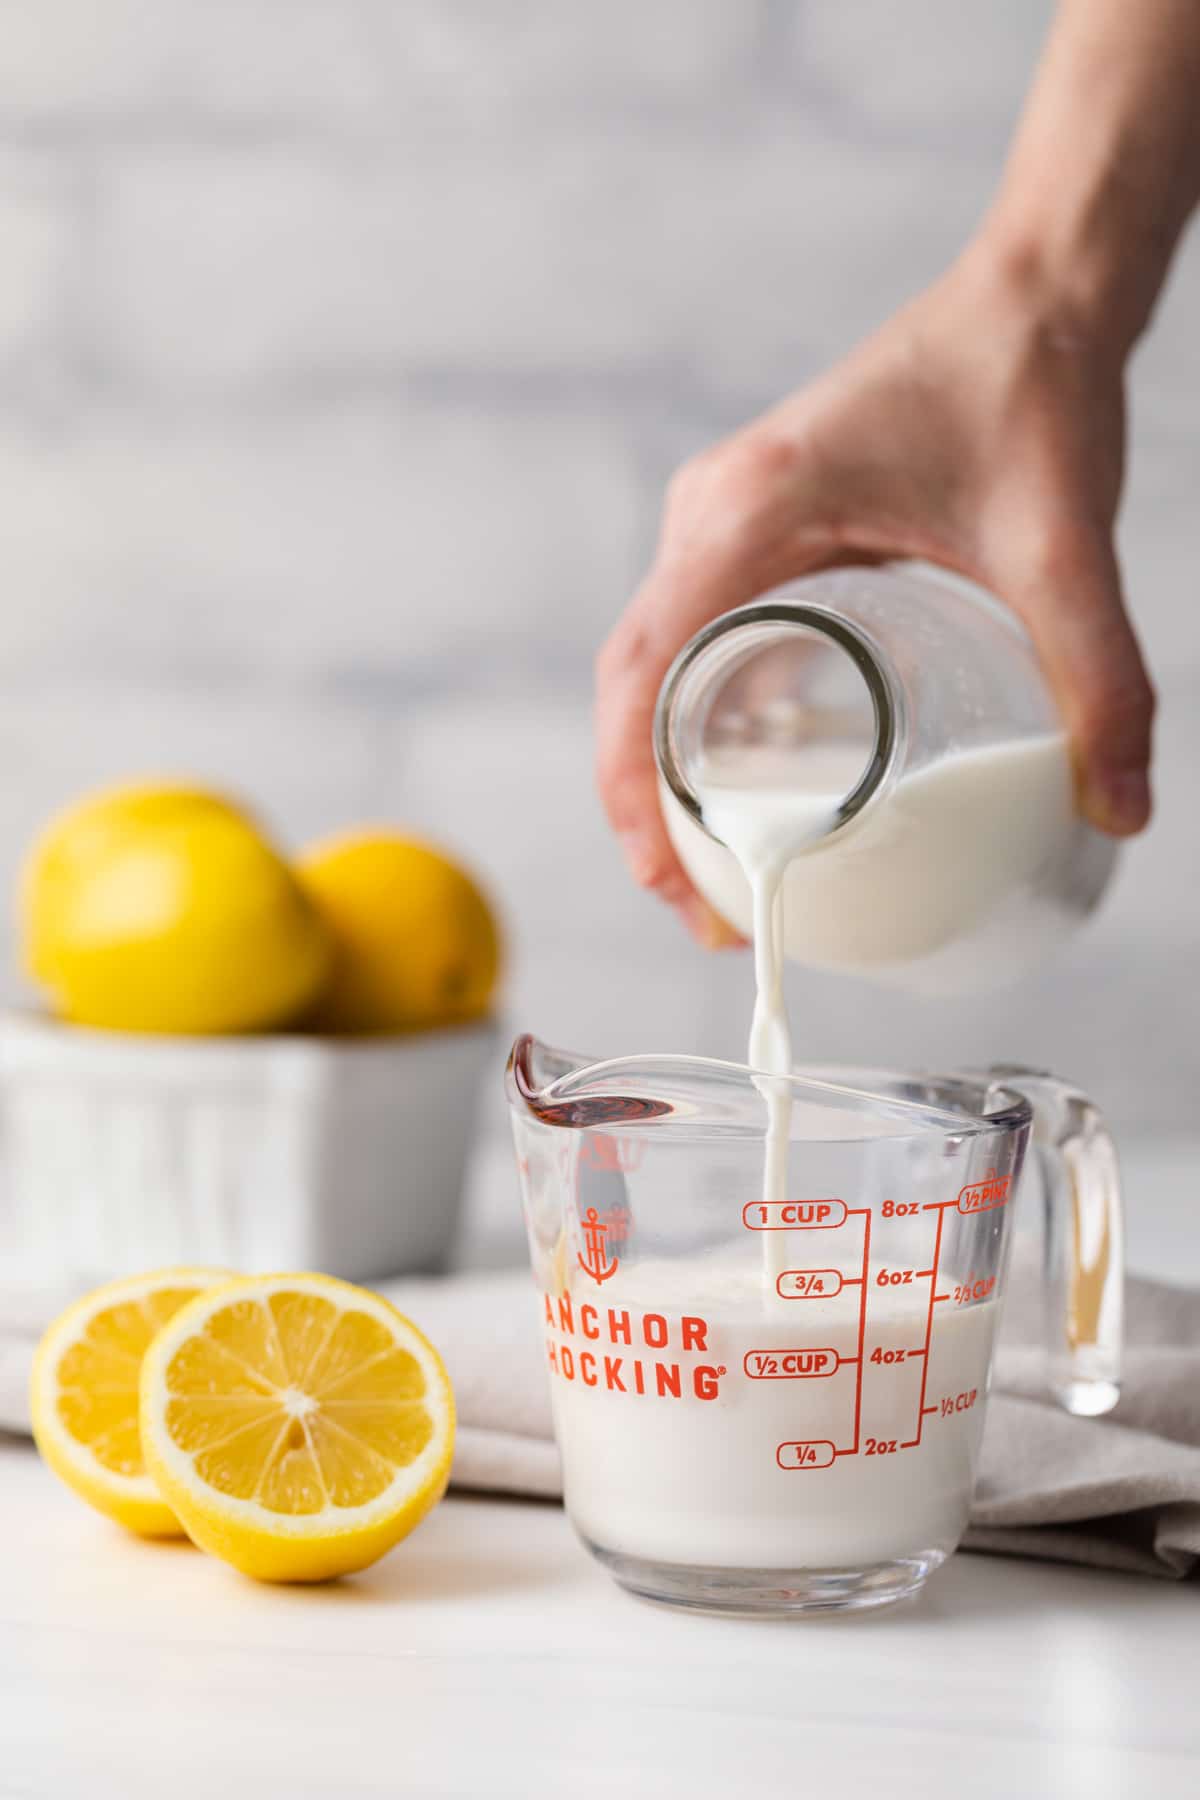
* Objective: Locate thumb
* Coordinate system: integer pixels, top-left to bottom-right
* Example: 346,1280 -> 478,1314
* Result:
995,533 -> 1155,836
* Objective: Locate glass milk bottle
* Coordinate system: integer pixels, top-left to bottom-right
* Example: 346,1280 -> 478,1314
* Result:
654,562 -> 1116,992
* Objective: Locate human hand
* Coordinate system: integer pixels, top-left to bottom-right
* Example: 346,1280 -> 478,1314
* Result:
595,240 -> 1155,945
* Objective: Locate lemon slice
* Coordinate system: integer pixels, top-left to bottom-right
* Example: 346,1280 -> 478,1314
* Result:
140,1274 -> 455,1583
30,1268 -> 229,1536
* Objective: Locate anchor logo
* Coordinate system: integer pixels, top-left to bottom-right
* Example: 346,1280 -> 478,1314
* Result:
577,1205 -> 619,1286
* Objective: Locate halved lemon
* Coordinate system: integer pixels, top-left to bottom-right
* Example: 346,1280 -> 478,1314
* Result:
30,1268 -> 228,1536
140,1274 -> 455,1583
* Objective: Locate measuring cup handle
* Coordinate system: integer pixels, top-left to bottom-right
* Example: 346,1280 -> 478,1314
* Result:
990,1066 -> 1123,1418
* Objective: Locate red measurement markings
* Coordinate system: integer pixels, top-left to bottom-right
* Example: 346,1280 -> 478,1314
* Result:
957,1168 -> 1010,1215
880,1199 -> 920,1219
776,1268 -> 843,1300
939,1389 -> 977,1417
744,1347 -> 839,1380
743,1199 -> 848,1231
953,1275 -> 996,1306
900,1202 -> 947,1449
829,1207 -> 872,1459
579,1137 -> 644,1174
776,1440 -> 836,1471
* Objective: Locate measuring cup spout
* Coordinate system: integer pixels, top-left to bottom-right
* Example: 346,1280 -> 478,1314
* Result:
505,1034 -> 672,1129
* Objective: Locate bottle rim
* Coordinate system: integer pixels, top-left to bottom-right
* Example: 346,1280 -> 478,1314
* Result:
653,599 -> 901,843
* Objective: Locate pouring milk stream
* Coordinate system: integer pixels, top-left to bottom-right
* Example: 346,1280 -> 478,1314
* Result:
691,732 -> 1080,1303
694,744 -> 859,1302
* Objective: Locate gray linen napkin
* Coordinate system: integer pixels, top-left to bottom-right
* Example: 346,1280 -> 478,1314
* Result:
968,1273 -> 1200,1577
3,1267 -> 1197,1579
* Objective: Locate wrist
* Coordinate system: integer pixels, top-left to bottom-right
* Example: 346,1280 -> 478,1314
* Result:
962,204 -> 1150,367
971,0 -> 1200,364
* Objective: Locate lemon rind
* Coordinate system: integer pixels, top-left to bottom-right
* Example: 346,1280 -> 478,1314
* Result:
30,1266 -> 230,1521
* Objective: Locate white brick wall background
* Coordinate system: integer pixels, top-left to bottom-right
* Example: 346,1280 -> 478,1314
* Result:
0,2 -> 1196,1186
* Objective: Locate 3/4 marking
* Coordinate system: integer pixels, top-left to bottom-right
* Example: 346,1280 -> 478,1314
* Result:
776,1268 -> 843,1300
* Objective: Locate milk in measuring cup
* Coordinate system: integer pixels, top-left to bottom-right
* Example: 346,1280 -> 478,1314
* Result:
545,1254 -> 996,1569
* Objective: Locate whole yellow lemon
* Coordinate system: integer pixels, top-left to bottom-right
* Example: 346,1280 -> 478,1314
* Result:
20,783 -> 331,1035
298,831 -> 501,1034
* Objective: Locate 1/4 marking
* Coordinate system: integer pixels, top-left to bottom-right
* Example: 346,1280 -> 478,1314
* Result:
776,1439 -> 836,1471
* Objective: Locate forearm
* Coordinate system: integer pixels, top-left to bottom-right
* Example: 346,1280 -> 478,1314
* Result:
980,0 -> 1200,353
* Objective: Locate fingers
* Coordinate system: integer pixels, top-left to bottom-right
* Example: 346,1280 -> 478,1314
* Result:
595,437 -> 806,946
596,424 -> 877,943
995,531 -> 1155,836
595,587 -> 746,948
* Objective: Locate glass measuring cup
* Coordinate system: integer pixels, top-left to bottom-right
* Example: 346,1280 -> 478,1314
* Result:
655,562 -> 1117,991
507,1034 -> 1122,1615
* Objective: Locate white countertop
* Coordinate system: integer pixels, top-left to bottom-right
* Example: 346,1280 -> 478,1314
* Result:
1,1442 -> 1197,1800
3,1144 -> 1197,1800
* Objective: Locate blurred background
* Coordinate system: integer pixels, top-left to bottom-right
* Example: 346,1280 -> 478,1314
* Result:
1,2 -> 1196,1262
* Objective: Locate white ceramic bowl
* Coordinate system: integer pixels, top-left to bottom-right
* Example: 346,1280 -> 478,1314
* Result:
0,1011 -> 498,1291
